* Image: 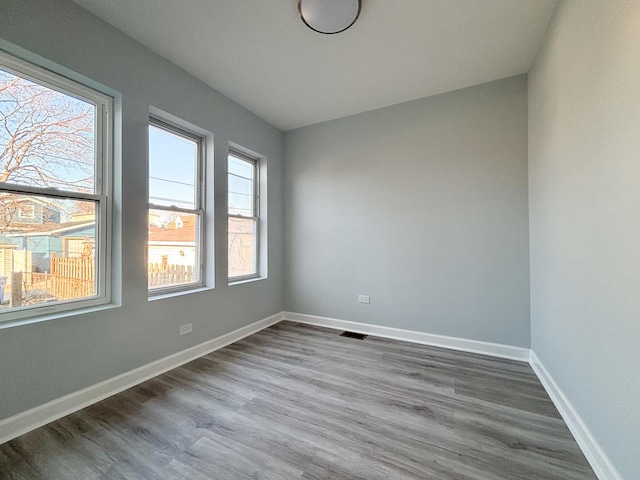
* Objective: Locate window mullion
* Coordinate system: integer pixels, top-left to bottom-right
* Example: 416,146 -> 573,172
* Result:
0,183 -> 104,202
149,204 -> 201,216
228,213 -> 258,221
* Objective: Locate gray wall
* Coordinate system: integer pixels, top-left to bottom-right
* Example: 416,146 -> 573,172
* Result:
0,0 -> 284,421
285,76 -> 530,347
528,1 -> 640,478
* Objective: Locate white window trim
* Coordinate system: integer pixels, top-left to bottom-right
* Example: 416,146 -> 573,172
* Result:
228,148 -> 260,282
0,50 -> 113,323
17,205 -> 35,219
147,116 -> 206,296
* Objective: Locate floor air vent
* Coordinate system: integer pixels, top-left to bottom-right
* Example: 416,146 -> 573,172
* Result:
340,331 -> 368,340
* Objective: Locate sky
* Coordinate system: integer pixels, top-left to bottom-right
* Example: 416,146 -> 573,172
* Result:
148,124 -> 197,210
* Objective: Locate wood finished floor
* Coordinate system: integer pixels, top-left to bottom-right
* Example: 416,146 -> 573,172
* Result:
0,321 -> 597,480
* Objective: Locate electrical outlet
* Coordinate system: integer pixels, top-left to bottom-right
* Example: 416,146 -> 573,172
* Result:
358,295 -> 370,304
179,323 -> 193,335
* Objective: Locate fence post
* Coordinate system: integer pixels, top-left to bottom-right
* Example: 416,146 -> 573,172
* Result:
11,271 -> 22,308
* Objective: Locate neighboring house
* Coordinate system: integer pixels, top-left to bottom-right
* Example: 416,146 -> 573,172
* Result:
0,194 -> 61,226
0,196 -> 95,273
0,221 -> 95,273
1,196 -> 199,275
0,242 -> 17,278
148,216 -> 197,267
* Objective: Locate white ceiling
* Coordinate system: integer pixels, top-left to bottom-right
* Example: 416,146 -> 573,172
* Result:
72,0 -> 557,131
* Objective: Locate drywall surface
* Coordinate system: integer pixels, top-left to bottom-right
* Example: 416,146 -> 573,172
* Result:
0,0 -> 284,420
528,1 -> 640,478
285,76 -> 530,347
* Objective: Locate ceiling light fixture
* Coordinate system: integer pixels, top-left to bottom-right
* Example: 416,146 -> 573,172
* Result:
298,0 -> 362,35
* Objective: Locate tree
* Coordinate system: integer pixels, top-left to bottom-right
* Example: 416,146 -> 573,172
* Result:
0,194 -> 19,233
0,70 -> 94,192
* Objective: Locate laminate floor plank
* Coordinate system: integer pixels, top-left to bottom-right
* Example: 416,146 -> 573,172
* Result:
239,382 -> 568,480
0,321 -> 597,479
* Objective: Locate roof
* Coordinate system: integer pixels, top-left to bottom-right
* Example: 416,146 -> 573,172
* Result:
2,221 -> 94,237
148,225 -> 196,243
0,194 -> 60,210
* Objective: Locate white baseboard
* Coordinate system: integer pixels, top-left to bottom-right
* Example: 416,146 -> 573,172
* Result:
529,351 -> 622,480
0,312 -> 284,445
282,311 -> 530,362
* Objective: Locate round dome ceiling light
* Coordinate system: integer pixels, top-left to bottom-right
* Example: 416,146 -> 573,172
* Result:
298,0 -> 362,35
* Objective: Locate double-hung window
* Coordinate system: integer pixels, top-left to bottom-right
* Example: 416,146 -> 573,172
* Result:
228,151 -> 259,280
0,51 -> 112,321
148,118 -> 204,293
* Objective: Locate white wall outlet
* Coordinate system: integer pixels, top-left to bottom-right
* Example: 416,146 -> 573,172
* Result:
358,295 -> 370,304
179,323 -> 193,335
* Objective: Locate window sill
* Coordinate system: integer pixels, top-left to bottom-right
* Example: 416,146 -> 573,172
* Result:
228,276 -> 267,286
0,300 -> 119,330
148,285 -> 214,302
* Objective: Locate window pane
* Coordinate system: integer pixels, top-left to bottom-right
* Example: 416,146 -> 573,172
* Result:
228,216 -> 256,278
229,175 -> 253,216
228,155 -> 253,179
0,68 -> 96,193
149,124 -> 197,209
148,209 -> 200,289
228,155 -> 255,216
0,192 -> 98,312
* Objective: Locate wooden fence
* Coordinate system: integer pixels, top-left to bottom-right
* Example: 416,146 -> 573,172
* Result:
50,253 -> 95,300
3,255 -> 195,308
6,255 -> 96,307
148,263 -> 195,288
49,256 -> 196,292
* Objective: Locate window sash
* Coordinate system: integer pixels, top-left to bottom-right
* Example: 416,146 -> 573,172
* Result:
0,190 -> 108,320
228,150 -> 258,217
148,207 -> 204,294
0,50 -> 111,197
228,216 -> 258,281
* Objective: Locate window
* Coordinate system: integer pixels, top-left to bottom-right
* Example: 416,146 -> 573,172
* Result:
64,237 -> 95,258
148,118 -> 204,293
228,150 -> 259,280
17,205 -> 35,220
0,51 -> 112,321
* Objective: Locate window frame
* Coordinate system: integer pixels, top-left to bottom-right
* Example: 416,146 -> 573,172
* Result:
227,149 -> 260,282
0,50 -> 113,323
17,205 -> 35,220
147,116 -> 206,296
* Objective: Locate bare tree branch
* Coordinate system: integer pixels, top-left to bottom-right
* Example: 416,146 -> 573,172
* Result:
1,71 -> 94,192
